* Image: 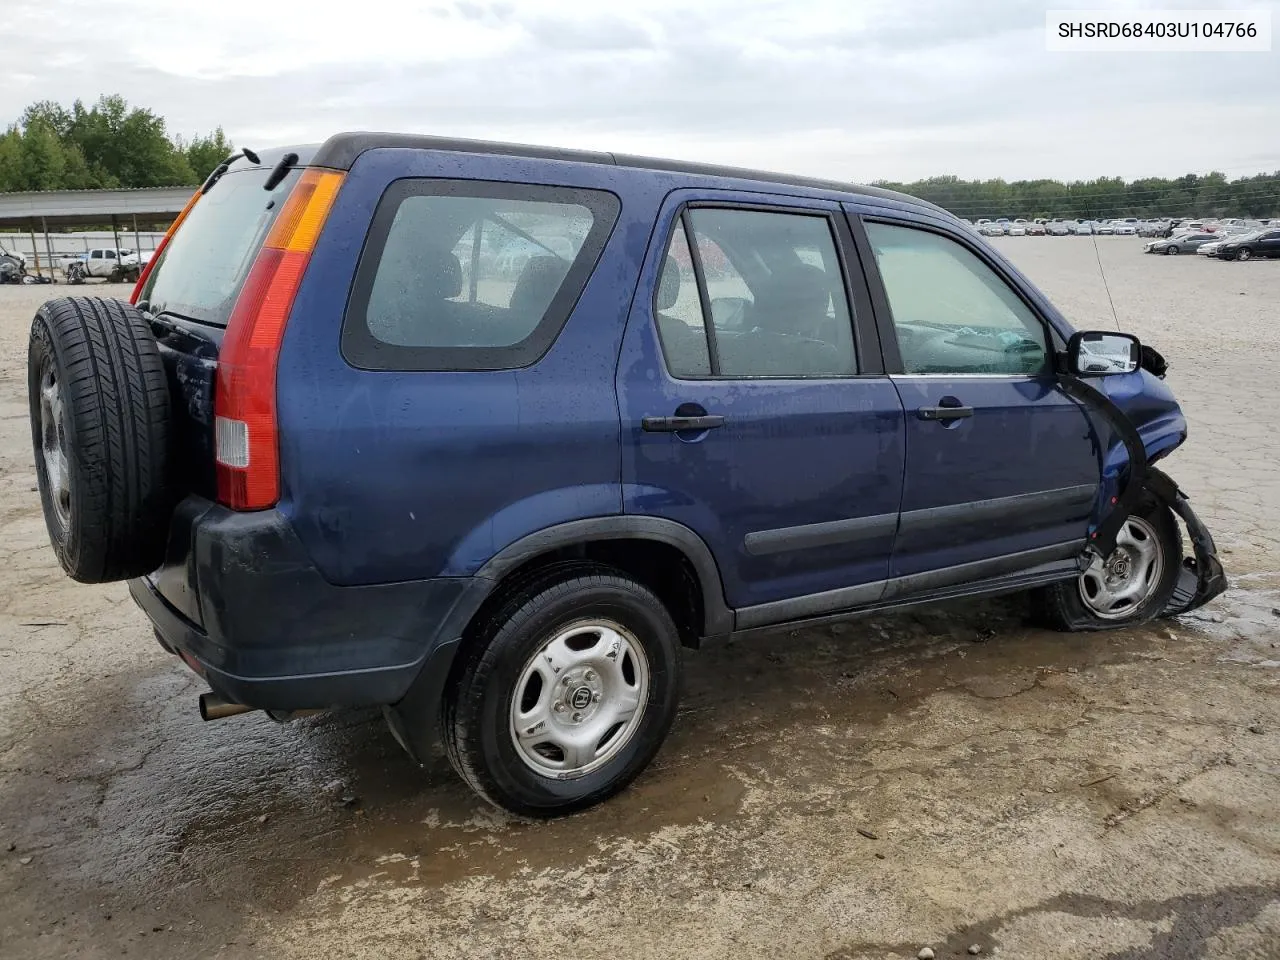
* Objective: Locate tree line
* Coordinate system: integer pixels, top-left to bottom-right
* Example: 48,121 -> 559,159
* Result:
872,171 -> 1280,221
3,95 -> 1278,221
0,95 -> 232,193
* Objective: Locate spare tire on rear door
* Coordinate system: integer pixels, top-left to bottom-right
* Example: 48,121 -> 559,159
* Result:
28,297 -> 172,583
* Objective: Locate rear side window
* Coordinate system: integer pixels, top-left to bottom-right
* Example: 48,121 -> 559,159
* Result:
343,180 -> 620,371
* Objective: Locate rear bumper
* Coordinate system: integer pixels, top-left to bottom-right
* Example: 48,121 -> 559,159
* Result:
129,497 -> 489,711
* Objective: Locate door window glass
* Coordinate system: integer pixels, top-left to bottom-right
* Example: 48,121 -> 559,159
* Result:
654,224 -> 712,378
653,208 -> 857,379
865,222 -> 1048,375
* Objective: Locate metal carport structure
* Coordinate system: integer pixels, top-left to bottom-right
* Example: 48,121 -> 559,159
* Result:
0,186 -> 193,279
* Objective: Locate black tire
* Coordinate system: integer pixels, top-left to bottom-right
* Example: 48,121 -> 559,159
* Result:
1236,247 -> 1252,262
1164,245 -> 1178,255
441,563 -> 682,817
1033,495 -> 1182,632
28,297 -> 172,583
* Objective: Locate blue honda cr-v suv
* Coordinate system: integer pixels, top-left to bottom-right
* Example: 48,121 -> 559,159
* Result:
27,132 -> 1225,815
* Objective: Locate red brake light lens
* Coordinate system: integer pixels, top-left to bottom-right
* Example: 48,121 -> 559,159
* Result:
214,169 -> 344,510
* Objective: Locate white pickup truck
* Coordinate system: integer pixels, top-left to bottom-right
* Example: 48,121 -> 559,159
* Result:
62,248 -> 148,284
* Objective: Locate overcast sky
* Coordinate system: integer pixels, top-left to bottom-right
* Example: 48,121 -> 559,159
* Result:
2,0 -> 1277,183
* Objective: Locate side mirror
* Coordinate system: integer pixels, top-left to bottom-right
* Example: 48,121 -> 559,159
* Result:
1067,331 -> 1141,376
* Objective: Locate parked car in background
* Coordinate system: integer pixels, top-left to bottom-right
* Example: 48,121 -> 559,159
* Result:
1095,221 -> 1116,235
1008,222 -> 1027,236
980,221 -> 1007,236
1047,221 -> 1071,236
1073,221 -> 1094,235
1026,222 -> 1046,235
1112,222 -> 1138,236
1217,221 -> 1262,237
1197,237 -> 1230,257
1210,228 -> 1280,261
1145,232 -> 1220,255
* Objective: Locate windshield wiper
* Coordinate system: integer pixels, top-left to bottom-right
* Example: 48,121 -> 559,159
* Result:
201,147 -> 262,195
263,152 -> 299,192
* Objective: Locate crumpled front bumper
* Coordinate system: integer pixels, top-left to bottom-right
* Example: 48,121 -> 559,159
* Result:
1162,491 -> 1228,617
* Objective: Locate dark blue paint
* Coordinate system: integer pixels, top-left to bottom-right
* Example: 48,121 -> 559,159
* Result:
277,149 -> 649,586
270,146 -> 1186,606
615,190 -> 905,608
888,376 -> 1099,577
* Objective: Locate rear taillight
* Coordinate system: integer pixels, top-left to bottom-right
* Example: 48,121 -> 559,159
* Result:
214,169 -> 344,510
130,188 -> 200,304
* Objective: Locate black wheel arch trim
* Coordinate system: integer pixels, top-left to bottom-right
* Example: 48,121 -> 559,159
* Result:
387,515 -> 732,766
473,515 -> 734,638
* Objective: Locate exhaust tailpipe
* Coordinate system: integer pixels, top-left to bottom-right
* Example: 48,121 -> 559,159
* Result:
199,693 -> 255,721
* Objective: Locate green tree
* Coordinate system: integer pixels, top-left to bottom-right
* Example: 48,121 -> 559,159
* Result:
182,127 -> 235,183
65,94 -> 194,187
0,128 -> 21,192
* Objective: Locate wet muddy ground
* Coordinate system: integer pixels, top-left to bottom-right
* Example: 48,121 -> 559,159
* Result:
1,237 -> 1278,959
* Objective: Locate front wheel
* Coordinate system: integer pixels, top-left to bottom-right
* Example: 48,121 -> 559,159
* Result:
441,564 -> 681,816
1034,497 -> 1182,631
1165,245 -> 1178,255
1236,247 -> 1252,262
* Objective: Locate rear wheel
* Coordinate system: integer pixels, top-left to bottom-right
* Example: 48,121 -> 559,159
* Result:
1034,497 -> 1182,631
441,564 -> 681,816
28,297 -> 172,582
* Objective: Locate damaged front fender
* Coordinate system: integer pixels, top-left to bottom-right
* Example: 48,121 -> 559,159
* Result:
1056,364 -> 1226,618
1145,468 -> 1229,617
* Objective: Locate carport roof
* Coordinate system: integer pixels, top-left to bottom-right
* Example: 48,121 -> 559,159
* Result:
0,186 -> 194,229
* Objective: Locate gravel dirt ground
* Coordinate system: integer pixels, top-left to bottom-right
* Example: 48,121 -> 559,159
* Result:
1,237 -> 1277,960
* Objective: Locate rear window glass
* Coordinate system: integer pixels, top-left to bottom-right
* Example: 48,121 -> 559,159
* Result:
139,165 -> 291,327
343,180 -> 620,371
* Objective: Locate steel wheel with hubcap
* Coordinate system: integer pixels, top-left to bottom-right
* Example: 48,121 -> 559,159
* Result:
1033,496 -> 1182,632
1077,516 -> 1163,620
38,363 -> 72,532
441,563 -> 681,816
509,619 -> 649,778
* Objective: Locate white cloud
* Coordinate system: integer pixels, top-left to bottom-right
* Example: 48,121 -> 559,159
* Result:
1,0 -> 1277,182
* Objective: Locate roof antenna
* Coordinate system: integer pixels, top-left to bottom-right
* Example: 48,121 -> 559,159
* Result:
1091,233 -> 1122,331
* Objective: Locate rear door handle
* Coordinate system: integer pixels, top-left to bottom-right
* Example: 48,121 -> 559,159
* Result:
917,403 -> 974,422
642,415 -> 726,432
